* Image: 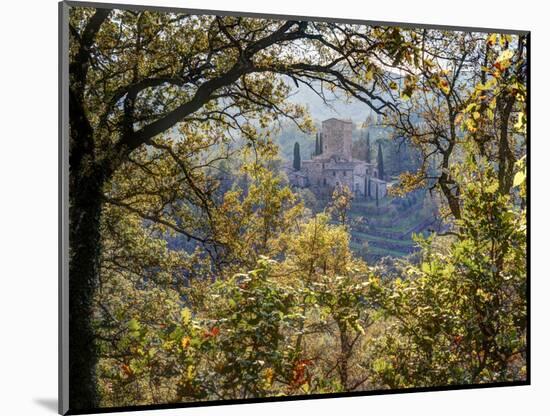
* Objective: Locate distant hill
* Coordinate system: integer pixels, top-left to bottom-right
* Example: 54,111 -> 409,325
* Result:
288,85 -> 371,122
286,78 -> 389,123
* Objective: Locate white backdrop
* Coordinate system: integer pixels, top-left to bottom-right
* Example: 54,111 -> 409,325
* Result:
1,0 -> 546,414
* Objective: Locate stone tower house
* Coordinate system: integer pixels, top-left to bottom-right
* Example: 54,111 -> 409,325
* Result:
287,118 -> 388,200
321,118 -> 353,159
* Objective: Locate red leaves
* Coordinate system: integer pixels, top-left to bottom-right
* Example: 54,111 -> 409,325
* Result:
202,326 -> 220,339
289,358 -> 313,389
121,363 -> 133,377
451,335 -> 464,352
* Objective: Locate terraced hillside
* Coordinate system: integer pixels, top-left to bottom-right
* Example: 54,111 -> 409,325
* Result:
346,191 -> 440,262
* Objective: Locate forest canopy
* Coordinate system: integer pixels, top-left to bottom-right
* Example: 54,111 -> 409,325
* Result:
66,5 -> 528,411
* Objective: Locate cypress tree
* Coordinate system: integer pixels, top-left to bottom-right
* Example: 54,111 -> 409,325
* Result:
293,142 -> 301,171
366,132 -> 371,163
315,133 -> 320,155
377,141 -> 384,179
319,133 -> 323,154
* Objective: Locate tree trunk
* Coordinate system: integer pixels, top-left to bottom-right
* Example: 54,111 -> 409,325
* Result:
497,99 -> 515,195
337,321 -> 351,390
69,163 -> 106,410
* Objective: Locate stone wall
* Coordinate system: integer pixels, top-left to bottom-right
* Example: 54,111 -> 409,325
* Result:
368,178 -> 387,199
321,118 -> 353,160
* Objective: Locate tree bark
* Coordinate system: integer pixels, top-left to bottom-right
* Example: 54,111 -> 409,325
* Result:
69,165 -> 105,410
337,321 -> 352,390
68,90 -> 113,410
497,98 -> 515,195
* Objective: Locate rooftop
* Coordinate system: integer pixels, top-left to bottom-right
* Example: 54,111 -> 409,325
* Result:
322,117 -> 353,124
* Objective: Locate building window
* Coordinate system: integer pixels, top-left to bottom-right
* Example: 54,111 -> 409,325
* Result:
343,171 -> 347,176
333,171 -> 336,176
323,178 -> 327,186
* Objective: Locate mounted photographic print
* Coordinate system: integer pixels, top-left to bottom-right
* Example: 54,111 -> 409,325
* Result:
59,1 -> 530,414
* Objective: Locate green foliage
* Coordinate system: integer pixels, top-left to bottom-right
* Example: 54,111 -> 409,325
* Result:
203,257 -> 304,397
329,186 -> 354,226
366,163 -> 527,388
95,147 -> 527,405
67,9 -> 527,407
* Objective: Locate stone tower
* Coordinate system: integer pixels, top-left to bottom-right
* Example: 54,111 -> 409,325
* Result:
321,118 -> 353,161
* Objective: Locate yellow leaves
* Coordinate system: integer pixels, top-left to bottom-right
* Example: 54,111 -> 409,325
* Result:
389,81 -> 398,90
513,171 -> 526,188
373,357 -> 393,374
354,322 -> 366,335
128,318 -> 140,331
186,365 -> 195,380
487,33 -> 498,46
513,156 -> 527,190
508,81 -> 527,102
263,367 -> 275,386
364,64 -> 375,82
475,288 -> 492,303
497,50 -> 514,63
439,78 -> 450,95
487,33 -> 513,47
514,112 -> 527,134
501,34 -> 514,46
391,171 -> 426,196
474,77 -> 497,93
464,118 -> 477,133
454,113 -> 464,126
460,100 -> 488,134
485,182 -> 499,194
181,307 -> 192,325
421,262 -> 432,274
401,74 -> 418,100
494,49 -> 514,72
426,71 -> 451,95
288,212 -> 354,279
423,58 -> 435,71
464,103 -> 477,113
181,336 -> 191,349
162,340 -> 175,351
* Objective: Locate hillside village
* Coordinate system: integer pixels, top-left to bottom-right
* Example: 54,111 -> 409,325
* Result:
286,118 -> 389,200
283,117 -> 441,261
